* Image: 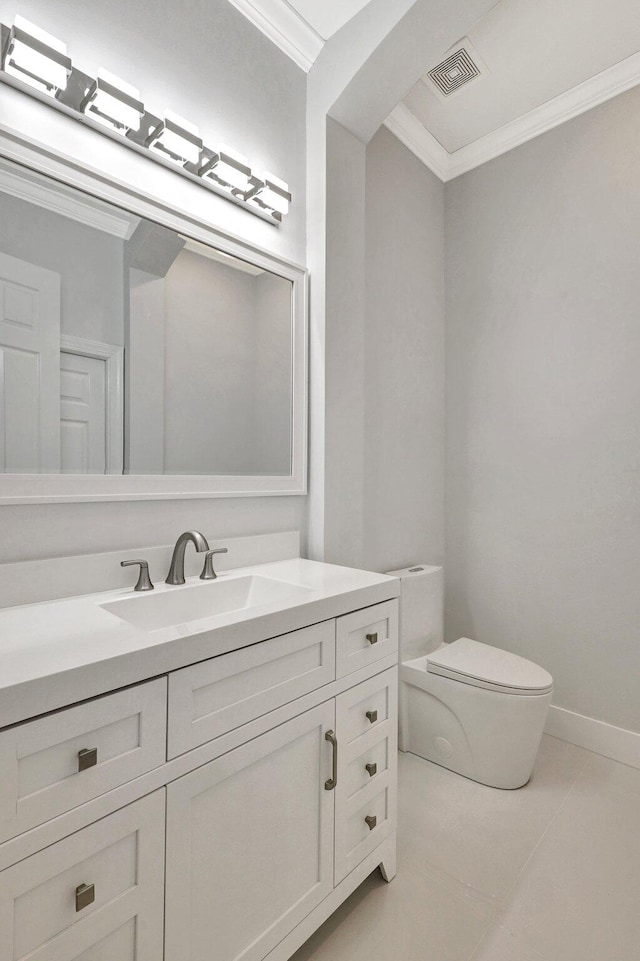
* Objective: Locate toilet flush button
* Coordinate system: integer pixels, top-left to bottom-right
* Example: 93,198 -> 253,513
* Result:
434,736 -> 453,759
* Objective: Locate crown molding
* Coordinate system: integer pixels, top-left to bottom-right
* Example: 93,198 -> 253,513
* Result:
0,156 -> 139,237
385,50 -> 640,183
383,103 -> 450,182
448,49 -> 640,178
226,0 -> 323,73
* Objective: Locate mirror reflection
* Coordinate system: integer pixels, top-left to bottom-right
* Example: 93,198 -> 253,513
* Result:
0,165 -> 293,476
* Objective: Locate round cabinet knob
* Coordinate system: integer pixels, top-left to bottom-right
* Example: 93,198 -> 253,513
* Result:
365,814 -> 377,831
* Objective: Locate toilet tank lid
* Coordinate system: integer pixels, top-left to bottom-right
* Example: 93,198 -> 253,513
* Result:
427,638 -> 553,693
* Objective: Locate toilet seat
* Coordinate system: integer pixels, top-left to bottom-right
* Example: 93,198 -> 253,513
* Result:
426,638 -> 553,696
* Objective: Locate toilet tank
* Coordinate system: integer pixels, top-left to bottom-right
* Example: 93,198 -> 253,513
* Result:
385,564 -> 443,661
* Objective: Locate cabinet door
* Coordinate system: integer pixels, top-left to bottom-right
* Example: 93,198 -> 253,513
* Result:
165,702 -> 335,961
0,790 -> 165,961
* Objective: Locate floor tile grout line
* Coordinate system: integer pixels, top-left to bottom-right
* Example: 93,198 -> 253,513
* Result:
465,746 -> 595,960
400,743 -> 594,909
491,745 -> 594,922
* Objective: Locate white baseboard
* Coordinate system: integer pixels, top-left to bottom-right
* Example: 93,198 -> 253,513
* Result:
545,705 -> 640,770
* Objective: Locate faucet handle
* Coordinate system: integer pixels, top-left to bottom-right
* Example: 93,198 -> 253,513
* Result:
199,548 -> 228,580
121,559 -> 154,592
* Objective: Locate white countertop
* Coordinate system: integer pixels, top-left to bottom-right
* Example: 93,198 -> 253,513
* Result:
0,559 -> 399,728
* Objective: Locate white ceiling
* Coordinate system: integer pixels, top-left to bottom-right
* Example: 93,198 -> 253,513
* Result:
404,0 -> 640,152
226,0 -> 377,70
285,0 -> 376,41
229,0 -> 640,179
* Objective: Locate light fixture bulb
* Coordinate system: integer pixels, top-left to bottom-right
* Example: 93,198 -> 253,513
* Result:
82,69 -> 144,133
147,110 -> 202,166
212,145 -> 251,191
256,172 -> 291,215
2,16 -> 71,96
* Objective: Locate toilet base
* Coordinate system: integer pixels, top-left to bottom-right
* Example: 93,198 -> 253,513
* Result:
400,656 -> 552,790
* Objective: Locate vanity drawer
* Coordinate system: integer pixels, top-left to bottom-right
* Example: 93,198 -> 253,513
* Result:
334,667 -> 397,883
340,719 -> 396,801
167,620 -> 336,757
0,790 -> 165,961
334,782 -> 396,884
338,666 -> 397,747
0,679 -> 167,843
335,600 -> 398,677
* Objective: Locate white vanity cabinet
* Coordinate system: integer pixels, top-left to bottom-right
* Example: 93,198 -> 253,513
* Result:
0,590 -> 399,961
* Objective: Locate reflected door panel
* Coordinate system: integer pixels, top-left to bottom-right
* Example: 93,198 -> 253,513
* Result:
60,352 -> 107,474
0,252 -> 61,473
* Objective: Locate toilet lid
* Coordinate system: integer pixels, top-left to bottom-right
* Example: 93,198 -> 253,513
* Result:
427,638 -> 553,695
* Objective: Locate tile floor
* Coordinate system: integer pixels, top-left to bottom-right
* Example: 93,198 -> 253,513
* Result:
290,735 -> 640,961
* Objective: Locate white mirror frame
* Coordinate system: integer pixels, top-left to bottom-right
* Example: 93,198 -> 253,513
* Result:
0,130 -> 307,504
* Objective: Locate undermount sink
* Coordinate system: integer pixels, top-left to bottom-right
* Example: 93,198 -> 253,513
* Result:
102,574 -> 314,632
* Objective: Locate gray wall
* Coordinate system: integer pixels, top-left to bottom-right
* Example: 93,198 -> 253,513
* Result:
364,126 -> 445,573
253,271 -> 294,476
445,86 -> 640,732
320,121 -> 445,575
0,193 -> 124,346
163,251 -> 258,475
0,0 -> 307,566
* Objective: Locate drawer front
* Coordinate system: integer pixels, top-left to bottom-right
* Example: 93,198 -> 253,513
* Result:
0,790 -> 165,961
0,679 -> 167,844
335,784 -> 395,884
335,667 -> 398,884
342,724 -> 394,801
168,620 -> 335,757
336,600 -> 398,677
339,667 -> 397,746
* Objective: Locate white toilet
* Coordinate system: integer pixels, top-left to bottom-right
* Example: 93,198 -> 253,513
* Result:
388,565 -> 553,790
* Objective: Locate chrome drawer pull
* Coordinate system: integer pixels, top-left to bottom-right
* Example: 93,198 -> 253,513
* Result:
366,632 -> 378,645
365,710 -> 378,724
325,730 -> 338,790
365,814 -> 377,831
365,762 -> 377,777
75,882 -> 95,912
78,747 -> 98,772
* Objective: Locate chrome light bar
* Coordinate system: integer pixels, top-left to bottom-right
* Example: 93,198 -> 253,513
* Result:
0,16 -> 290,224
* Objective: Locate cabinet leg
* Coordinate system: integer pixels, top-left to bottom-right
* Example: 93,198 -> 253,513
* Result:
378,836 -> 397,883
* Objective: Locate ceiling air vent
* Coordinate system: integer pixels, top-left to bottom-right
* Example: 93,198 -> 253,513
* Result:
425,38 -> 488,99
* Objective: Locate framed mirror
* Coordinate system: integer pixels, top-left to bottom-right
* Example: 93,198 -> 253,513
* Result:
0,151 -> 307,503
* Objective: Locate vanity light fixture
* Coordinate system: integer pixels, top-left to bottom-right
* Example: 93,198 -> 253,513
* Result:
147,111 -> 203,166
81,69 -> 144,134
0,15 -> 290,223
200,144 -> 251,191
2,16 -> 71,97
251,173 -> 291,216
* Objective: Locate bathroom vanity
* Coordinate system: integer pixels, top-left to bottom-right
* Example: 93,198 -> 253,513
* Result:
0,558 -> 399,961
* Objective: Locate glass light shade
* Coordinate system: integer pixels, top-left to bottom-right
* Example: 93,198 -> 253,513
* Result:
213,146 -> 251,190
83,69 -> 143,133
3,16 -> 71,96
148,110 -> 202,166
257,172 -> 291,215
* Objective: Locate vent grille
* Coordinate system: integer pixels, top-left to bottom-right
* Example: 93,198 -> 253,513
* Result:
428,47 -> 481,97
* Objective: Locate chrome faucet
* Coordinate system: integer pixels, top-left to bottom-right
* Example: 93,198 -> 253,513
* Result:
166,530 -> 210,585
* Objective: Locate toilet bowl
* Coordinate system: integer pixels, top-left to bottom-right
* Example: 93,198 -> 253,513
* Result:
388,566 -> 553,790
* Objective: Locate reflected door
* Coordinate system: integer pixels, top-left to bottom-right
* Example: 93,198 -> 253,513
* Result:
0,252 -> 61,472
60,352 -> 107,473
